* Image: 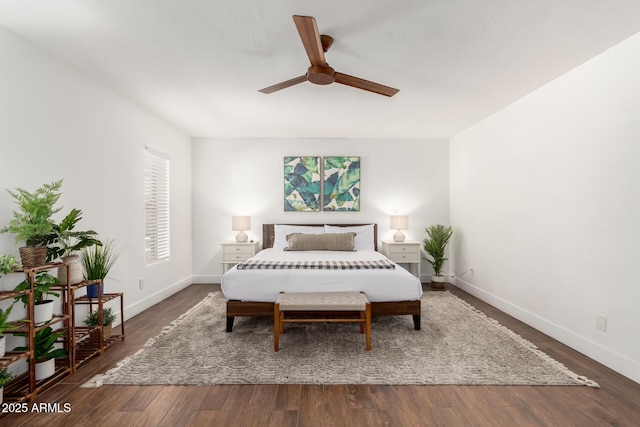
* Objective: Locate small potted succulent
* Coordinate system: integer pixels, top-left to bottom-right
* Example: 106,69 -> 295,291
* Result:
84,307 -> 117,343
0,180 -> 63,268
423,224 -> 453,289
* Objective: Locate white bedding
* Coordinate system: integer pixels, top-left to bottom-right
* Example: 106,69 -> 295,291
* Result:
221,248 -> 423,303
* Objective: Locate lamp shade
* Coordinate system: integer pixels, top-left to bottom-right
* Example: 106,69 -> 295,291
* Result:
232,216 -> 251,231
390,215 -> 408,230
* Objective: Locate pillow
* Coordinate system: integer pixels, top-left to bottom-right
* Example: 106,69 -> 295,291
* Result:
286,232 -> 356,251
324,224 -> 375,250
273,224 -> 324,250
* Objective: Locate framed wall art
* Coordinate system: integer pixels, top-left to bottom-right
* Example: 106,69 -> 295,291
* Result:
323,156 -> 360,211
283,156 -> 321,211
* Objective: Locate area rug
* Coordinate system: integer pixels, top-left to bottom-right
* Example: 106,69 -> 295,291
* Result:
93,291 -> 598,387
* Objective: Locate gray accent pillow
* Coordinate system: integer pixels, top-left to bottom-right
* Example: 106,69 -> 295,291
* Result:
286,232 -> 356,251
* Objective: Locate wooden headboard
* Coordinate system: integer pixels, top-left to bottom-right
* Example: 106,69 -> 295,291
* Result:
263,224 -> 378,250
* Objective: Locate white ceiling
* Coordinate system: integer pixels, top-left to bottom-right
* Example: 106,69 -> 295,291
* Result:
1,1 -> 639,139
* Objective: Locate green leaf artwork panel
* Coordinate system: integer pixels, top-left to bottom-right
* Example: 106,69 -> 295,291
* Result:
284,156 -> 321,211
323,156 -> 360,211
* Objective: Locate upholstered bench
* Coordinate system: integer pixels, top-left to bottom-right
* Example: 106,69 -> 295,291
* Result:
274,291 -> 371,351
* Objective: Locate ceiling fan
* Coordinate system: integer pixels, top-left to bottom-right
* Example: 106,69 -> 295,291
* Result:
259,15 -> 399,97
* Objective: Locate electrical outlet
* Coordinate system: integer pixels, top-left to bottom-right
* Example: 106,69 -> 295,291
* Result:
139,278 -> 145,290
596,314 -> 607,332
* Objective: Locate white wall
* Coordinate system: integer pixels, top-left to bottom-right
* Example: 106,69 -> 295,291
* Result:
0,25 -> 193,336
450,32 -> 640,383
192,138 -> 449,283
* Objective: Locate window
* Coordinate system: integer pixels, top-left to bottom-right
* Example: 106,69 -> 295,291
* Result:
145,147 -> 170,263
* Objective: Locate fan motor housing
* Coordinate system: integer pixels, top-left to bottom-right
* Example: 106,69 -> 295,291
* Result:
307,65 -> 335,85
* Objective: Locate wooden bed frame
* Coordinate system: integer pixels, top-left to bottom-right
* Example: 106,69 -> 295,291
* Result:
225,224 -> 421,332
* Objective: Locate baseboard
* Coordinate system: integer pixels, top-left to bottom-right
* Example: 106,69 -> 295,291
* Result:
192,274 -> 221,284
454,277 -> 640,384
116,276 -> 193,325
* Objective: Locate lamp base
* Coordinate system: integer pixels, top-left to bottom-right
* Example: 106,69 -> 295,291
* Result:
393,230 -> 405,242
235,231 -> 248,242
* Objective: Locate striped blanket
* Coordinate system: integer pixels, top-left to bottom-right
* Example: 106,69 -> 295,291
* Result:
236,259 -> 396,270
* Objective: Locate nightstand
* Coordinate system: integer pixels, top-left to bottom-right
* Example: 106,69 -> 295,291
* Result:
380,240 -> 421,280
221,241 -> 261,274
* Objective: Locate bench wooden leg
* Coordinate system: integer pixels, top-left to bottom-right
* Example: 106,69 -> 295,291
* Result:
274,302 -> 280,352
365,302 -> 371,351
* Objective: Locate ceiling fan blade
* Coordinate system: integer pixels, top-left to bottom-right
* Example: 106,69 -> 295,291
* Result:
258,75 -> 308,94
293,15 -> 327,66
334,72 -> 399,97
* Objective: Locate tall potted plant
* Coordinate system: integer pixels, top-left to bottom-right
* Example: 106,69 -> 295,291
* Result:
423,224 -> 453,289
81,239 -> 121,298
14,272 -> 60,324
46,208 -> 102,285
0,180 -> 63,268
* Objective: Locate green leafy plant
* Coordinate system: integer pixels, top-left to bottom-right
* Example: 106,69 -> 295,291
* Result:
0,304 -> 15,337
83,307 -> 116,327
14,324 -> 68,362
423,224 -> 453,277
45,208 -> 102,261
13,272 -> 60,305
0,255 -> 19,276
0,180 -> 63,247
81,239 -> 121,281
0,367 -> 13,387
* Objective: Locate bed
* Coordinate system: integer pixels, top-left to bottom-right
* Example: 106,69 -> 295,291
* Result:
221,224 -> 422,332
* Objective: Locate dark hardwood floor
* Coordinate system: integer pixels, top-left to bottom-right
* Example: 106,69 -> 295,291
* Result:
3,283 -> 639,426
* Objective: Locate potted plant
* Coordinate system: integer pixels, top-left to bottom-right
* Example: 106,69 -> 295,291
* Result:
81,239 -> 121,298
0,180 -> 63,268
46,208 -> 102,285
14,272 -> 60,324
84,307 -> 116,343
0,304 -> 14,358
0,367 -> 13,404
14,324 -> 67,381
423,224 -> 453,289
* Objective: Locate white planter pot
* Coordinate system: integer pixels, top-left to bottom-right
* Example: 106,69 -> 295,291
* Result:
58,255 -> 83,285
35,358 -> 56,381
431,275 -> 445,283
34,300 -> 54,325
0,335 -> 5,358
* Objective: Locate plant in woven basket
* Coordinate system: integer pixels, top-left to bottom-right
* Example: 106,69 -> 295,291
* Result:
1,180 -> 63,247
423,224 -> 453,279
1,180 -> 63,268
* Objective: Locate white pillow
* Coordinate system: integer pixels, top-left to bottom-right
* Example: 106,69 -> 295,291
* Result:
324,224 -> 375,250
273,224 -> 325,250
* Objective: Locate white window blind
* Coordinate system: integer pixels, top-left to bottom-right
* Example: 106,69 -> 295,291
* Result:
145,147 -> 170,262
